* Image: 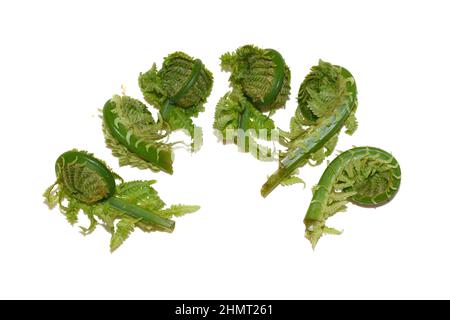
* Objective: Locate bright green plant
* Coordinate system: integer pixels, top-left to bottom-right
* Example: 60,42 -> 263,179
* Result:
261,60 -> 358,197
43,150 -> 199,252
103,95 -> 174,174
213,45 -> 291,159
304,147 -> 401,248
139,51 -> 213,149
103,52 -> 213,174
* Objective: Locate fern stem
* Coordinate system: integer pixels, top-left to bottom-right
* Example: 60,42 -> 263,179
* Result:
238,105 -> 250,131
107,196 -> 175,232
161,99 -> 174,121
236,105 -> 251,152
261,102 -> 351,197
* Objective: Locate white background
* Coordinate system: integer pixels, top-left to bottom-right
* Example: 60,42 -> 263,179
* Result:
0,0 -> 449,299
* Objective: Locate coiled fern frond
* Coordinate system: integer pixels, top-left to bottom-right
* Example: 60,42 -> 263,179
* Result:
139,51 -> 213,147
43,150 -> 199,252
214,45 -> 291,160
103,95 -> 174,174
261,60 -> 358,197
304,147 -> 401,248
220,45 -> 291,111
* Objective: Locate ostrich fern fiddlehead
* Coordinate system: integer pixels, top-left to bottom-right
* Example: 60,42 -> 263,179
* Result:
261,60 -> 358,197
103,95 -> 174,174
304,147 -> 401,248
43,150 -> 199,252
139,51 -> 213,150
213,45 -> 291,160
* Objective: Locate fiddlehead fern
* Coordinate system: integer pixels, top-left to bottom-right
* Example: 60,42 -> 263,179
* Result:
213,45 -> 291,160
261,60 -> 358,197
139,51 -> 213,151
43,150 -> 199,252
303,147 -> 401,248
103,95 -> 174,174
